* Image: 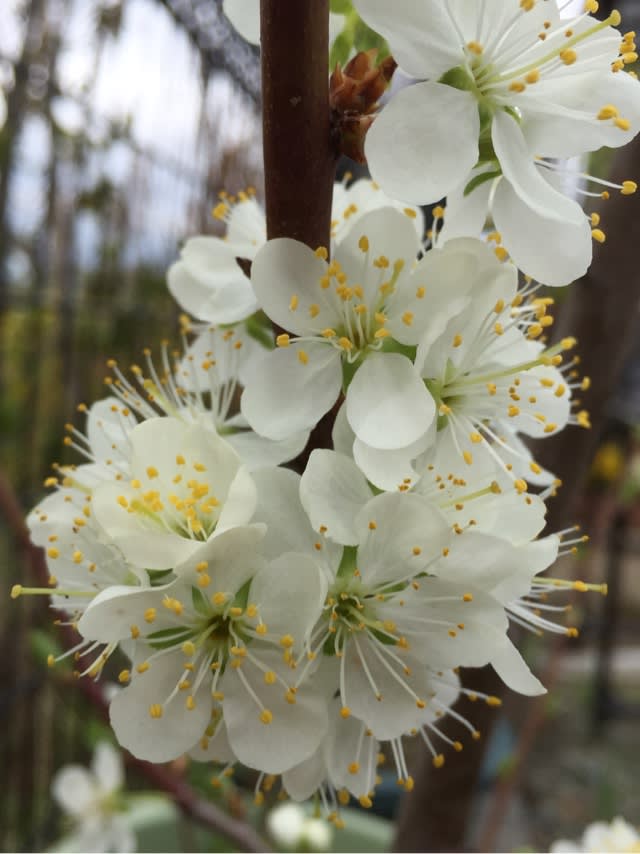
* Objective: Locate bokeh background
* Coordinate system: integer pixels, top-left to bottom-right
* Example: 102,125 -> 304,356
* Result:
2,0 -> 640,851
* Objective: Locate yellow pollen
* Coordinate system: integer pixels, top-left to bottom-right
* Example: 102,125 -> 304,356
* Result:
404,207 -> 417,218
452,334 -> 463,347
509,81 -> 526,93
515,479 -> 528,494
597,104 -> 618,120
368,520 -> 377,530
402,311 -> 414,326
374,328 -> 390,339
130,625 -> 140,639
149,704 -> 163,719
315,246 -> 328,259
309,303 -> 320,318
47,547 -> 60,559
463,451 -> 473,465
412,546 -> 422,556
467,40 -> 483,55
348,761 -> 360,774
525,69 -> 540,84
338,336 -> 353,350
560,48 -> 577,65
358,235 -> 369,252
470,432 -> 482,444
298,349 -> 309,365
260,709 -> 273,724
416,286 -> 425,299
280,634 -> 294,648
264,671 -> 277,685
433,205 -> 445,219
146,466 -> 159,479
212,592 -> 227,606
117,496 -> 128,508
433,754 -> 445,769
289,295 -> 299,311
622,180 -> 637,194
144,608 -> 156,623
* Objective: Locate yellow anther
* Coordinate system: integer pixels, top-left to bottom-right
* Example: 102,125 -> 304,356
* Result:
348,761 -> 360,774
544,423 -> 558,434
470,432 -> 482,444
256,622 -> 268,635
289,295 -> 299,311
117,495 -> 128,508
308,303 -> 320,318
494,246 -> 509,261
402,311 -> 414,326
622,180 -> 637,194
186,695 -> 196,711
212,592 -> 227,606
146,466 -> 159,479
368,520 -> 377,530
467,40 -> 483,55
433,205 -> 445,218
560,48 -> 577,64
486,695 -> 502,707
358,235 -> 369,252
525,69 -> 540,84
338,336 -> 353,350
47,547 -> 60,559
416,286 -> 425,299
404,207 -> 417,218
509,81 -> 526,93
10,585 -> 23,599
598,104 -> 618,120
280,634 -> 294,648
315,246 -> 328,259
144,608 -> 156,623
297,349 -> 309,365
622,53 -> 638,65
508,405 -> 520,417
433,754 -> 445,768
374,328 -> 390,339
259,709 -> 273,724
515,479 -> 528,494
412,546 -> 422,556
149,703 -> 163,719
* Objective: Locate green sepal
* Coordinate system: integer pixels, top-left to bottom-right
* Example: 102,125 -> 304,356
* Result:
463,167 -> 501,197
191,585 -> 210,617
244,311 -> 275,350
439,65 -> 475,93
147,568 -> 174,586
337,545 -> 357,579
146,627 -> 194,650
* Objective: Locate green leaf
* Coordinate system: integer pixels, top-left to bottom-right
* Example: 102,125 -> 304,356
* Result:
330,0 -> 353,13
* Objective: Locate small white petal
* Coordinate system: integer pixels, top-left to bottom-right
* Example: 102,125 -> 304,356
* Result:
91,742 -> 123,794
491,641 -> 546,696
346,352 -> 435,450
242,343 -> 342,440
365,82 -> 479,204
300,450 -> 372,546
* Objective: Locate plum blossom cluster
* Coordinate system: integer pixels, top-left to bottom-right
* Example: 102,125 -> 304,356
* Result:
15,0 -> 636,823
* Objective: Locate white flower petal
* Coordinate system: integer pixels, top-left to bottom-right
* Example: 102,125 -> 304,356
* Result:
300,450 -> 372,546
249,553 -> 327,643
167,254 -> 258,325
352,430 -> 433,492
325,700 -> 379,798
215,466 -> 258,533
439,171 -> 492,243
354,492 -> 450,587
223,650 -> 329,774
491,640 -> 546,696
252,467 -> 337,569
365,82 -> 480,204
492,175 -> 592,286
52,766 -> 99,816
189,718 -> 236,764
109,651 -> 212,762
492,111 -> 584,226
251,238 -> 337,335
354,0 -> 463,79
225,428 -> 309,470
346,352 -> 435,450
241,343 -> 342,440
91,742 -> 123,794
282,747 -> 327,802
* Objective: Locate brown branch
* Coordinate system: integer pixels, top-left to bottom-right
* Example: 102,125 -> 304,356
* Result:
260,0 -> 338,457
0,471 -> 270,853
260,0 -> 336,249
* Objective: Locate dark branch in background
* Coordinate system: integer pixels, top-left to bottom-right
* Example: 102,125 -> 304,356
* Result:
0,471 -> 270,854
394,136 -> 640,852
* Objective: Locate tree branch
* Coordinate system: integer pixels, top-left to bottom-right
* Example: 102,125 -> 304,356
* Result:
260,0 -> 336,249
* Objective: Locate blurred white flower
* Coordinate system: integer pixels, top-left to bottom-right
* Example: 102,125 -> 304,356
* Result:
551,816 -> 640,852
267,801 -> 333,852
51,742 -> 135,853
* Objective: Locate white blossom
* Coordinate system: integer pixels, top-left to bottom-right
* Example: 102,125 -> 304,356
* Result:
167,180 -> 422,326
51,742 -> 135,853
356,0 -> 640,284
551,816 -> 640,853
